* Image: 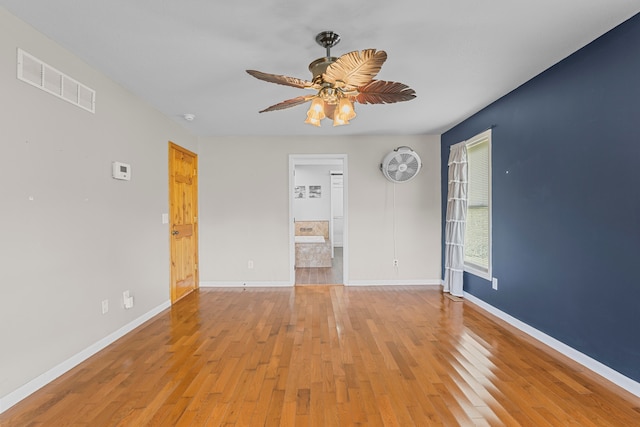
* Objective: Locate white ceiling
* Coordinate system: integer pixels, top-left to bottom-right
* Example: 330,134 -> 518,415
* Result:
2,1 -> 638,137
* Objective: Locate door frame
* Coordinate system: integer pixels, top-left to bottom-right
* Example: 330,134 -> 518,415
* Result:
329,171 -> 343,258
169,141 -> 199,303
289,154 -> 348,285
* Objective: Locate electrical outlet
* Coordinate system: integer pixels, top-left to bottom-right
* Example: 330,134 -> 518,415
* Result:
393,259 -> 399,267
248,260 -> 254,269
123,290 -> 134,309
492,277 -> 498,290
101,299 -> 109,314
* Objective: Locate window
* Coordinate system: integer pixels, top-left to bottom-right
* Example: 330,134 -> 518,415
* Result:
464,129 -> 492,279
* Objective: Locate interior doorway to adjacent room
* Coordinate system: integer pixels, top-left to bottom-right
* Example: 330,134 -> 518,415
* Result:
290,154 -> 347,285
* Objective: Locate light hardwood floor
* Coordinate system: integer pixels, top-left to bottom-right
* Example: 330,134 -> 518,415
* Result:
2,286 -> 639,426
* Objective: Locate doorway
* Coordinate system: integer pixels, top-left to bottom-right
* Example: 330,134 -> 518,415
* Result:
289,154 -> 347,285
169,142 -> 199,303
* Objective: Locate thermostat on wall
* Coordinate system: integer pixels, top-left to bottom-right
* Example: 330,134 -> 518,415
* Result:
112,161 -> 131,180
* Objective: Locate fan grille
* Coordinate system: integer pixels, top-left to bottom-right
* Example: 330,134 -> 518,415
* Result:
381,147 -> 422,183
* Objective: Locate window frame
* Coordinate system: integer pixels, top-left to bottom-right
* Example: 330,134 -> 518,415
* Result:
464,129 -> 492,281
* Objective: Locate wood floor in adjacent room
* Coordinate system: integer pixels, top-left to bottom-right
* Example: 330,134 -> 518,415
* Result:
2,286 -> 639,426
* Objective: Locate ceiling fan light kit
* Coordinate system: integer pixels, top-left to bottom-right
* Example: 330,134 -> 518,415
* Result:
246,31 -> 416,127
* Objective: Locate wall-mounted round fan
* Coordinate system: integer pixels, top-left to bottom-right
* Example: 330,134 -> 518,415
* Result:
246,31 -> 416,127
380,147 -> 422,183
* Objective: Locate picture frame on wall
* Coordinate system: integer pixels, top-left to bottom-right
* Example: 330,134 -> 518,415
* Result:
309,185 -> 321,198
295,185 -> 306,199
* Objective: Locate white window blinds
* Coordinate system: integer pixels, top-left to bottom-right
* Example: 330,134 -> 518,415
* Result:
464,130 -> 491,277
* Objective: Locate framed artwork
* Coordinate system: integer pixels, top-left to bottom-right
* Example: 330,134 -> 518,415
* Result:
294,185 -> 306,199
309,185 -> 321,198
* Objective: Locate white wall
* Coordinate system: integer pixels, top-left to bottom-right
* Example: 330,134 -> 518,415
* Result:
198,135 -> 441,285
294,165 -> 334,221
0,8 -> 197,404
0,5 -> 441,409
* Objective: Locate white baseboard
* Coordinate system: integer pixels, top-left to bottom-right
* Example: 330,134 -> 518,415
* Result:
0,300 -> 171,414
346,279 -> 442,286
463,292 -> 640,398
200,281 -> 292,288
201,281 -> 442,288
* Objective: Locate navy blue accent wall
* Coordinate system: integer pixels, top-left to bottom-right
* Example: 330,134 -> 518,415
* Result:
441,14 -> 640,382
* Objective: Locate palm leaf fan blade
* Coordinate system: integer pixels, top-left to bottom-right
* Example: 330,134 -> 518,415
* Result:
246,70 -> 315,89
355,80 -> 416,104
258,95 -> 314,113
323,49 -> 387,89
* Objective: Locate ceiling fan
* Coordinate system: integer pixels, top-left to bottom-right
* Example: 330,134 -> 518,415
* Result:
246,31 -> 416,127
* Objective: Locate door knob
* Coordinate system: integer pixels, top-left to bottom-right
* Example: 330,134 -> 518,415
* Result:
172,230 -> 179,235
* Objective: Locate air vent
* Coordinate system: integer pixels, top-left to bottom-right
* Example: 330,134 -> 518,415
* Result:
17,48 -> 95,113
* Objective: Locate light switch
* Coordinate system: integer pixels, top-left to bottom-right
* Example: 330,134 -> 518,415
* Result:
162,213 -> 169,224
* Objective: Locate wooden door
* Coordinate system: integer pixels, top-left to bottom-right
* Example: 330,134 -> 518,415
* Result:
169,142 -> 198,303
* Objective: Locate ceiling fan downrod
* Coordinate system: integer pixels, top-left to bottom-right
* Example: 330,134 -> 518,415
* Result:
315,31 -> 340,58
309,31 -> 341,82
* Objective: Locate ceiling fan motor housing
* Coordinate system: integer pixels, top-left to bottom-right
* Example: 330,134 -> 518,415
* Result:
308,57 -> 338,81
380,146 -> 422,183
